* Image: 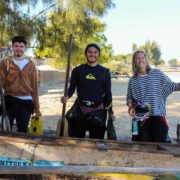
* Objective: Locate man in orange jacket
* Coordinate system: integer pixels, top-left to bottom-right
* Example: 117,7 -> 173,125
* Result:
0,36 -> 41,132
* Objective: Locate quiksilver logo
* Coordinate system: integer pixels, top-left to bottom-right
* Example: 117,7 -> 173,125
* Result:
86,74 -> 96,80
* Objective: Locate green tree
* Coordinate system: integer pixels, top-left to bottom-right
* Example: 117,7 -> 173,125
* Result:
115,53 -> 132,65
0,0 -> 35,46
35,0 -> 115,68
168,59 -> 177,67
132,43 -> 138,52
158,59 -> 165,66
0,0 -> 50,47
140,41 -> 162,67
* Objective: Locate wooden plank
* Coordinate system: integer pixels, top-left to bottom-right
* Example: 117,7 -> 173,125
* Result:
0,133 -> 180,157
0,134 -> 180,157
0,132 -> 180,168
0,166 -> 179,175
0,174 -> 43,180
1,130 -> 180,147
0,131 -> 180,148
0,139 -> 180,168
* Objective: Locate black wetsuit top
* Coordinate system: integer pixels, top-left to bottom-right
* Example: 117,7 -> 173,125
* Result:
68,64 -> 112,108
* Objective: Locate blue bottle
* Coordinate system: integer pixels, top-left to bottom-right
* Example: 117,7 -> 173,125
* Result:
132,118 -> 138,135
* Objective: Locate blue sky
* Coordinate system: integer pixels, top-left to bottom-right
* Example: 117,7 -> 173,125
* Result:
102,0 -> 180,60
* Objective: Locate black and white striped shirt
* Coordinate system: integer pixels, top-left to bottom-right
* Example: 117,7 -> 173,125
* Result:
127,69 -> 180,116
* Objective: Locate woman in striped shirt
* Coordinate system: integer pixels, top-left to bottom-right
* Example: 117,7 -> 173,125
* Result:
127,50 -> 180,142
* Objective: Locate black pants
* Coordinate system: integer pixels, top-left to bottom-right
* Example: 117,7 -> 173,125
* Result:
133,116 -> 168,142
75,109 -> 107,139
5,95 -> 34,133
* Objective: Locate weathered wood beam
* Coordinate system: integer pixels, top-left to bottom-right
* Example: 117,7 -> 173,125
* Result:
0,133 -> 180,156
0,166 -> 179,175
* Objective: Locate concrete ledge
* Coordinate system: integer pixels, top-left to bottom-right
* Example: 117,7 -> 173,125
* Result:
39,70 -> 66,84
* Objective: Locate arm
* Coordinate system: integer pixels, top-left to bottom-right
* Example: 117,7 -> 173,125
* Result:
127,102 -> 134,117
160,71 -> 180,98
127,79 -> 134,117
0,60 -> 7,88
103,70 -> 115,120
61,67 -> 78,104
103,69 -> 112,110
68,68 -> 78,98
31,64 -> 41,116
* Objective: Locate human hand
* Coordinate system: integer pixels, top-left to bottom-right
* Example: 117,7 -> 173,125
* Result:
109,113 -> 115,121
128,107 -> 134,117
61,96 -> 69,104
35,109 -> 42,117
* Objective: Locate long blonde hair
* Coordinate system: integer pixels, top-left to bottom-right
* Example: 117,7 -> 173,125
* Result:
132,50 -> 151,76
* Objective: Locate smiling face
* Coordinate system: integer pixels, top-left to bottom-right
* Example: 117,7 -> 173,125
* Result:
86,46 -> 100,64
12,42 -> 26,58
134,52 -> 148,74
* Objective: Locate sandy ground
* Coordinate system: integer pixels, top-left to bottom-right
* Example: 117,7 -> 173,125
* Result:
39,76 -> 180,140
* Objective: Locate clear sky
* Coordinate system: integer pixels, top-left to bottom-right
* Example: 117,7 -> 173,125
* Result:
102,0 -> 180,61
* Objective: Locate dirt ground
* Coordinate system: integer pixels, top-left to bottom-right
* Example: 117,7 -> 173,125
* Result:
39,76 -> 180,140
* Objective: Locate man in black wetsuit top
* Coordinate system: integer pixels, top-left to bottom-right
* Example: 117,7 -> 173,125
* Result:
61,43 -> 114,139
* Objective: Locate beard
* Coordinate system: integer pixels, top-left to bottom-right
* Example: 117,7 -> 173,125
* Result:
87,58 -> 98,64
14,51 -> 24,57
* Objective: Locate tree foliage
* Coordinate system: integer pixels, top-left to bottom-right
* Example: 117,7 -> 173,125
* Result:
35,0 -> 115,68
132,43 -> 138,52
132,41 -> 162,67
0,0 -> 51,47
0,0 -> 32,46
0,0 -> 114,68
168,59 -> 177,67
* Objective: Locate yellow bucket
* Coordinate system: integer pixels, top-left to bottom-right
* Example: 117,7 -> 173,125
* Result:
29,116 -> 43,135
